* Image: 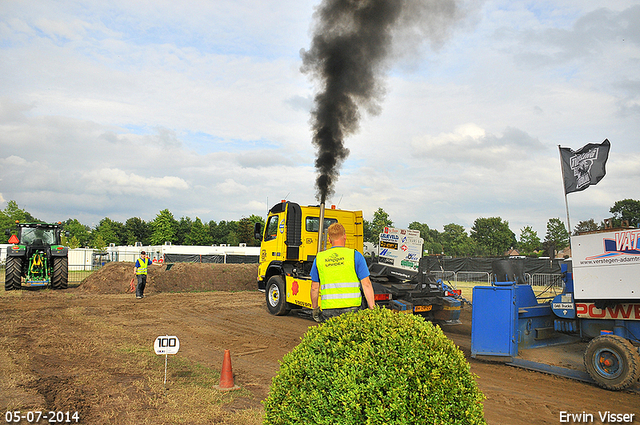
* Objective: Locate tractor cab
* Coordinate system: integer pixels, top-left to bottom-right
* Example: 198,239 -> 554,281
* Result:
20,226 -> 58,247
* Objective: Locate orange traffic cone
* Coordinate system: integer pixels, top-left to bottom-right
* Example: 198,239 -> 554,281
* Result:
214,349 -> 240,391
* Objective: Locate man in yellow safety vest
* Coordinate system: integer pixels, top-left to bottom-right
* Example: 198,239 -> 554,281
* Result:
134,251 -> 151,299
310,223 -> 375,322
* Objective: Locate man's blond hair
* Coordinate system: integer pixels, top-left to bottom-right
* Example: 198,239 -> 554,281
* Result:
327,223 -> 345,242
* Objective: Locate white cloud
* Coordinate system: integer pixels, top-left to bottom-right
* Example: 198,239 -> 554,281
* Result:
82,168 -> 189,197
410,124 -> 545,165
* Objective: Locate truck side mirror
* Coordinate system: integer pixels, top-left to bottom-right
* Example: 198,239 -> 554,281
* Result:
254,222 -> 262,240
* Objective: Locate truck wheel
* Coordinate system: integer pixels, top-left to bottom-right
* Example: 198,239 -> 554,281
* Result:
51,256 -> 68,290
266,275 -> 290,316
584,334 -> 640,390
5,256 -> 22,291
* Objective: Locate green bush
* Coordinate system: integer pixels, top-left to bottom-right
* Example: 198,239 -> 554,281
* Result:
263,308 -> 485,425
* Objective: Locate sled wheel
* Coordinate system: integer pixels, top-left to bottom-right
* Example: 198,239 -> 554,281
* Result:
584,334 -> 640,390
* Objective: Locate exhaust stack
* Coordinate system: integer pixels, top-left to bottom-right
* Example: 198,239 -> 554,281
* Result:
317,201 -> 326,253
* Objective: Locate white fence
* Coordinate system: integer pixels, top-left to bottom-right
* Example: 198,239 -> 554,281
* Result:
0,244 -> 260,284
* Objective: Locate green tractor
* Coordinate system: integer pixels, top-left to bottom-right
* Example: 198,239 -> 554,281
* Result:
5,222 -> 69,290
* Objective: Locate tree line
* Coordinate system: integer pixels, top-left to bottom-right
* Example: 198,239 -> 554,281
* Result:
363,199 -> 640,257
1,199 -> 638,256
0,201 -> 264,250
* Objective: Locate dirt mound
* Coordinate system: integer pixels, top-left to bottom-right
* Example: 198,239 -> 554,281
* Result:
79,262 -> 259,294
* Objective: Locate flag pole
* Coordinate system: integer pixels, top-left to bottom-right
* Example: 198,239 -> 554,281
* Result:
558,145 -> 572,235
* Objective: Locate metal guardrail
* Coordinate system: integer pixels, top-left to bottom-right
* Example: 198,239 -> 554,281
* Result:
432,271 -> 456,281
432,270 -> 564,289
457,271 -> 492,284
433,271 -> 491,284
528,273 -> 564,289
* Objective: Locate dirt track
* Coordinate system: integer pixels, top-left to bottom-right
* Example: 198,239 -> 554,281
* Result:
1,264 -> 638,424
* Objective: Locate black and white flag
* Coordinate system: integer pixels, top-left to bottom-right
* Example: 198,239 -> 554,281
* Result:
559,139 -> 610,194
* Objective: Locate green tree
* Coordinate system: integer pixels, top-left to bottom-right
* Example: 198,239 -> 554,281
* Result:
408,222 -> 442,255
247,214 -> 265,228
370,208 -> 393,243
363,219 -> 375,244
210,220 -> 238,245
407,222 -> 431,239
226,231 -> 239,246
3,200 -> 38,223
185,217 -> 212,245
124,217 -> 151,245
151,209 -> 178,245
573,219 -> 600,236
609,199 -> 640,227
544,218 -> 570,256
92,233 -> 107,250
470,217 -> 516,256
0,200 -> 38,242
61,234 -> 81,249
237,217 -> 255,246
208,220 -> 219,243
247,214 -> 265,245
176,216 -> 193,245
441,223 -> 475,257
92,217 -> 124,246
63,218 -> 91,247
518,226 -> 541,256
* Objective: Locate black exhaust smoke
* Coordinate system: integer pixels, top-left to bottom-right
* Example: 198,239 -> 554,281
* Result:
301,0 -> 464,204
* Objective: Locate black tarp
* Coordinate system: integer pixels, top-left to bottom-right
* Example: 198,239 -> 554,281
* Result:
162,254 -> 258,264
420,256 -> 563,275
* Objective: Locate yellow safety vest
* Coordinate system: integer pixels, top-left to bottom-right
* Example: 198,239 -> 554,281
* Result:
136,257 -> 150,275
316,247 -> 362,309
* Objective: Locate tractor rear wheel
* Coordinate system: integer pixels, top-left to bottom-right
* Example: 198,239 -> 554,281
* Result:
5,256 -> 22,291
584,334 -> 640,390
51,256 -> 68,290
266,275 -> 291,316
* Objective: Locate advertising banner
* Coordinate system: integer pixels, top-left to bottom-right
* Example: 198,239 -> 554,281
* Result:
572,229 -> 640,299
378,227 -> 423,271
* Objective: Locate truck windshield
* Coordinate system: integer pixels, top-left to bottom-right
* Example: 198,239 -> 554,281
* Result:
21,228 -> 56,245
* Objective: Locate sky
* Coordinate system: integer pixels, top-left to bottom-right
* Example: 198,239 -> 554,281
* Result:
1,0 -> 639,240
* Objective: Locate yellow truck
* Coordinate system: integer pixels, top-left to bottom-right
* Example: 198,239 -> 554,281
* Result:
255,200 -> 363,315
255,200 -> 462,323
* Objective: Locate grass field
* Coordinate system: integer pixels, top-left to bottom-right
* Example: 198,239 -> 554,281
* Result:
442,280 -> 564,303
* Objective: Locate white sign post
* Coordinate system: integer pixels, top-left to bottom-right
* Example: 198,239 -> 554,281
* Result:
154,335 -> 180,385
